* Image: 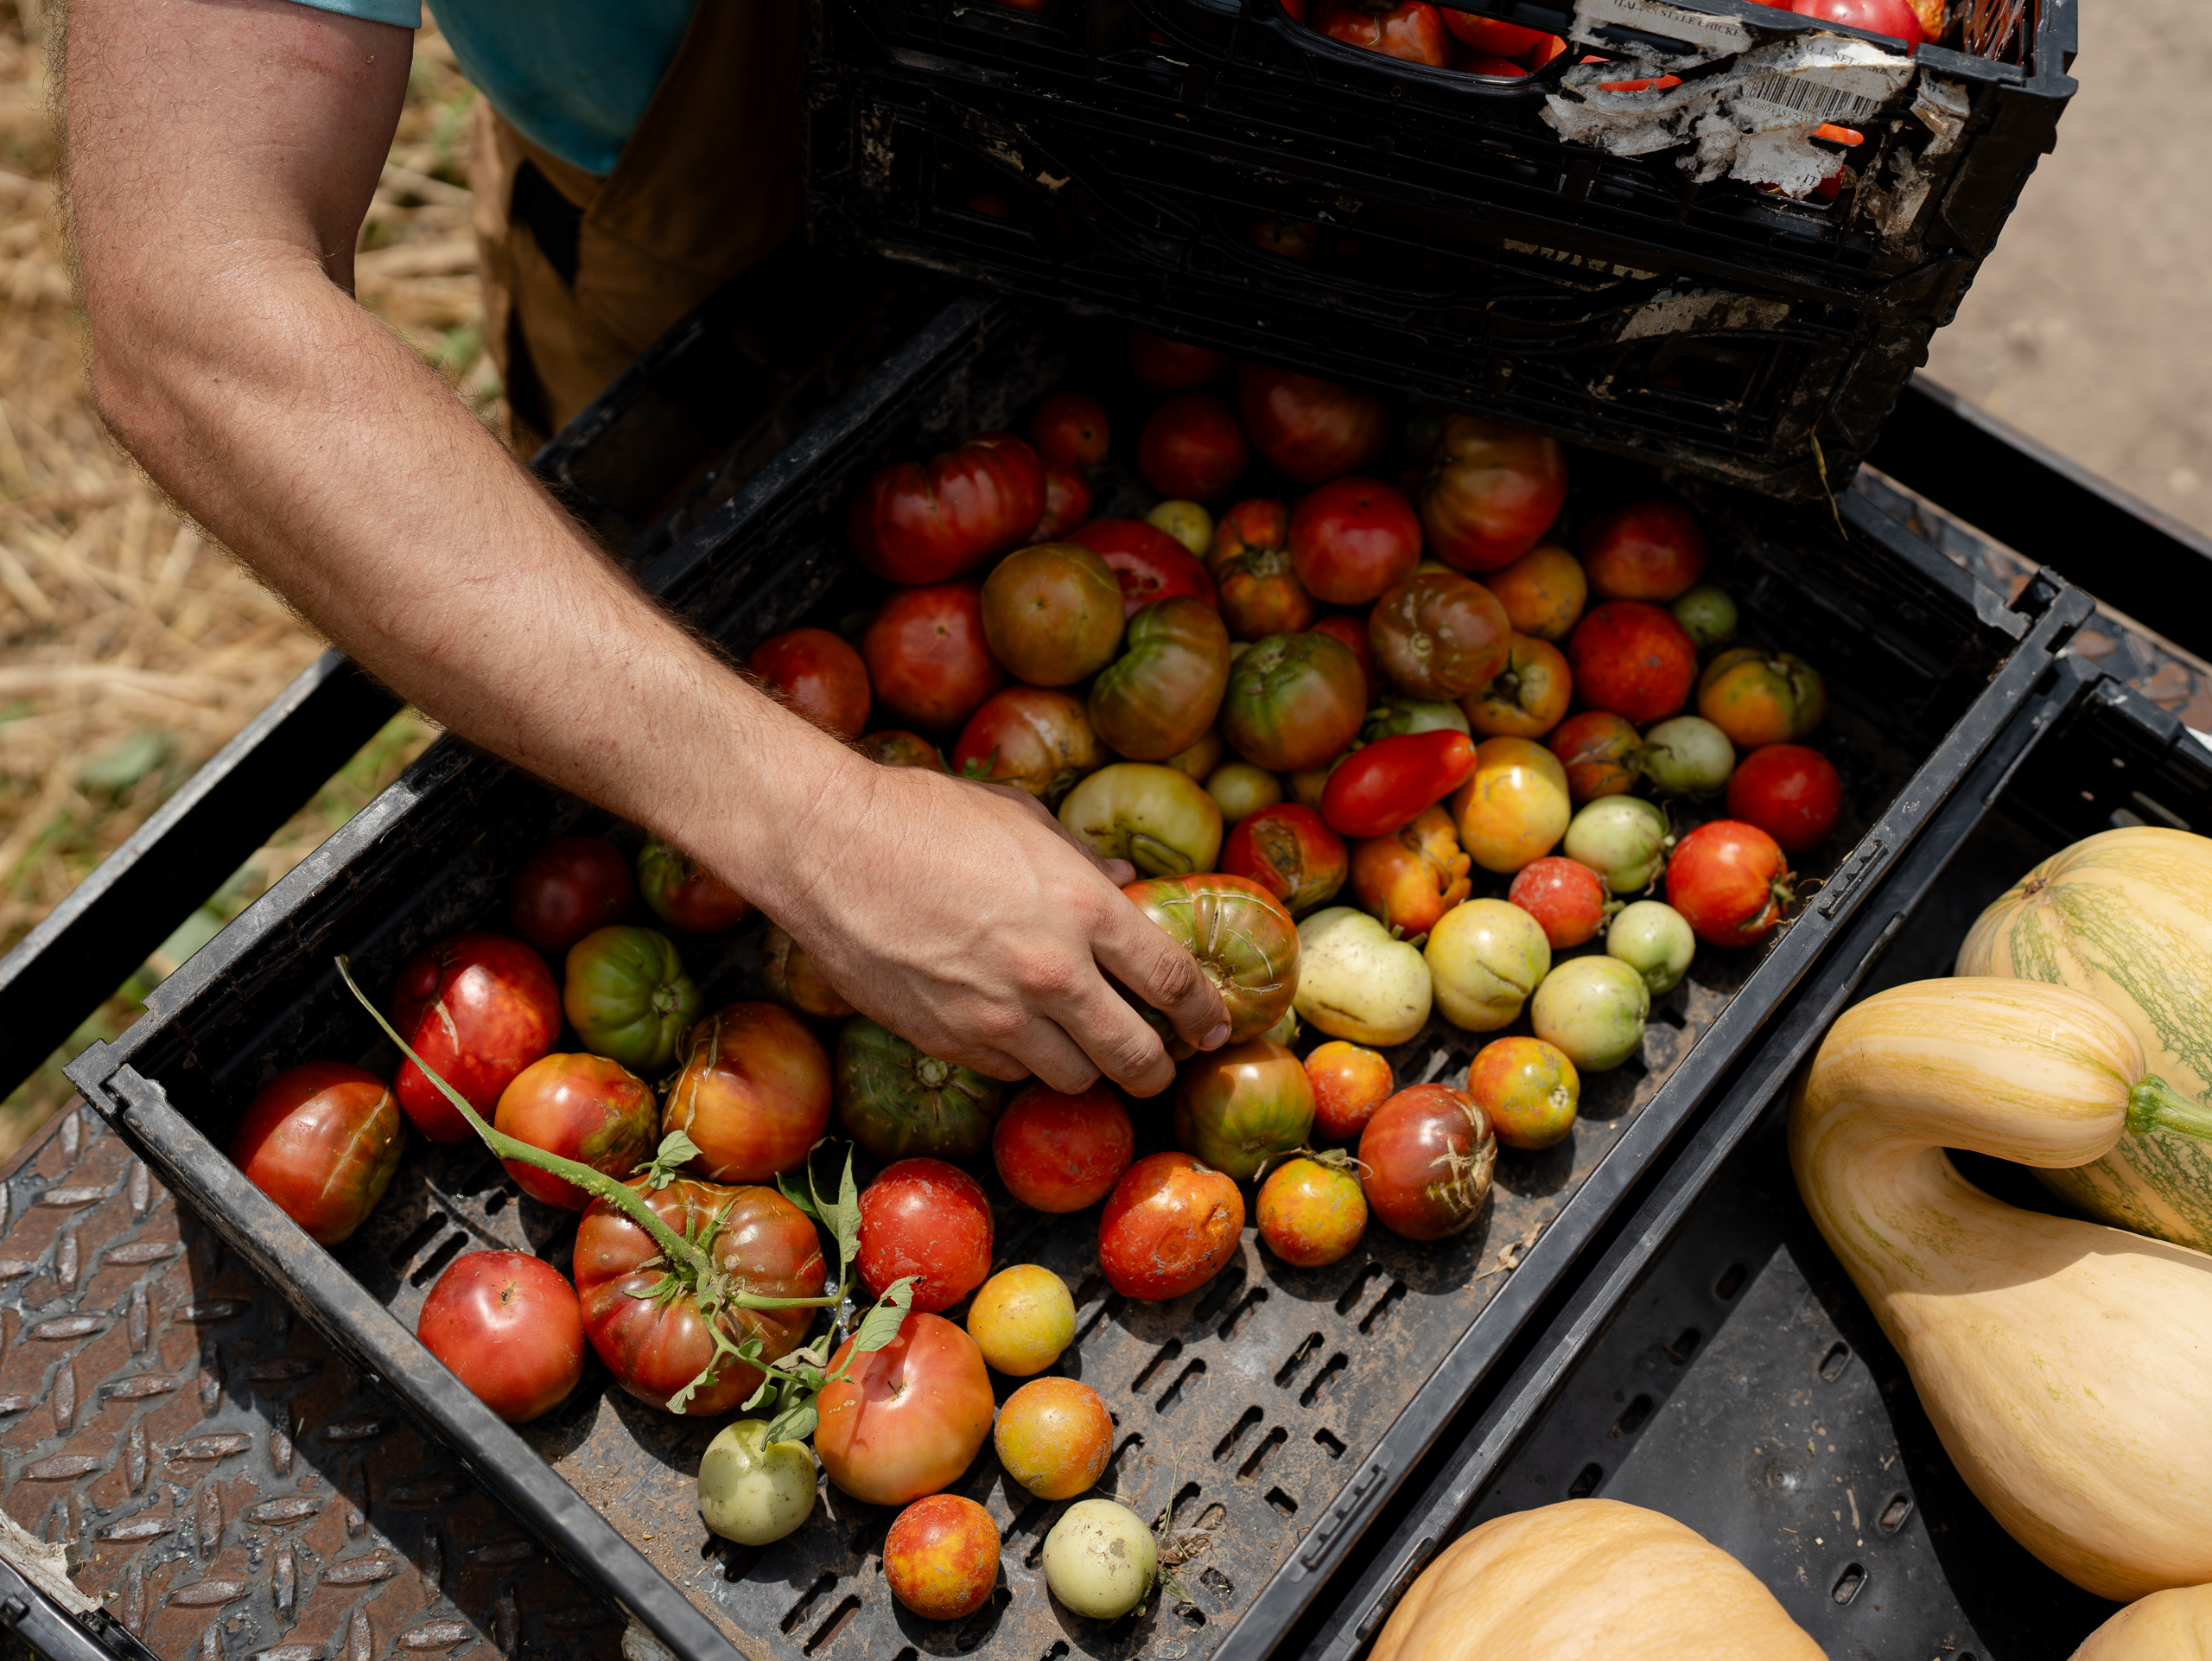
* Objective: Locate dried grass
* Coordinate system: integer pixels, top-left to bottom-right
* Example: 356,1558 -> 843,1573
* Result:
0,8 -> 499,1149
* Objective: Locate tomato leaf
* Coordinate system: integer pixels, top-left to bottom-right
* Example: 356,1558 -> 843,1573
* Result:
638,1130 -> 700,1190
765,1399 -> 818,1446
777,1170 -> 820,1221
848,1277 -> 916,1357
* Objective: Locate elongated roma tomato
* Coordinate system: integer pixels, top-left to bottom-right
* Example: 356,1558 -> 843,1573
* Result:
849,433 -> 1046,584
391,932 -> 562,1142
231,1061 -> 404,1244
1321,730 -> 1479,839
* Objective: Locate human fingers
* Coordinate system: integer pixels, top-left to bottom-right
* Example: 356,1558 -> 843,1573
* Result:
980,780 -> 1136,886
1090,894 -> 1230,1056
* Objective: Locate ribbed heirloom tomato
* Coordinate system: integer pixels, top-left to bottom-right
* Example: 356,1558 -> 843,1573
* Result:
231,1061 -> 405,1244
849,432 -> 1046,584
390,932 -> 562,1142
563,926 -> 702,1075
857,1158 -> 994,1314
1369,571 -> 1512,700
836,1017 -> 1010,1163
1070,519 -> 1218,617
1210,500 -> 1315,641
860,580 -> 1005,733
506,835 -> 632,954
1097,1152 -> 1246,1301
816,1311 -> 995,1506
1223,631 -> 1367,771
417,1251 -> 586,1423
1089,597 -> 1231,761
1236,363 -> 1389,486
493,1052 -> 658,1209
994,1083 -> 1135,1212
664,1003 -> 832,1183
1173,1039 -> 1316,1181
1122,873 -> 1301,1043
1222,803 -> 1348,917
747,627 -> 870,740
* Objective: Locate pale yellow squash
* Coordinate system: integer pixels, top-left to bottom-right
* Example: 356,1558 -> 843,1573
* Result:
1367,1499 -> 1825,1661
1790,977 -> 2212,1601
2073,1583 -> 2212,1658
1957,825 -> 2212,1250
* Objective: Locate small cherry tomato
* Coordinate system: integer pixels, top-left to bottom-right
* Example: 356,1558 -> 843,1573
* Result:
1127,329 -> 1229,391
1033,462 -> 1093,541
1289,477 -> 1422,606
995,1377 -> 1114,1500
1097,1152 -> 1245,1301
1306,1041 -> 1395,1141
1349,804 -> 1472,939
1032,390 -> 1111,472
860,580 -> 1006,734
507,836 -> 633,954
1567,601 -> 1700,726
1208,760 -> 1284,825
1480,544 -> 1586,641
1358,1084 -> 1497,1241
1137,391 -> 1249,501
1147,499 -> 1213,557
1548,710 -> 1643,804
1507,856 -> 1613,949
494,1052 -> 658,1210
1465,1036 -> 1580,1151
1578,500 -> 1707,603
857,1158 -> 995,1314
1070,519 -> 1219,618
1324,730 -> 1480,839
1221,803 -> 1349,917
416,1251 -> 586,1423
1209,499 -> 1316,641
1726,743 -> 1843,855
1258,1155 -> 1369,1268
391,932 -> 563,1142
886,1494 -> 1001,1620
993,1083 -> 1135,1212
636,836 -> 753,934
231,1061 -> 404,1245
1666,819 -> 1796,948
747,627 -> 871,740
967,1265 -> 1077,1377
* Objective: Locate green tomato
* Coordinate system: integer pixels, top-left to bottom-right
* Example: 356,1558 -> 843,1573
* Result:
698,1420 -> 817,1546
1362,696 -> 1471,742
835,1016 -> 1008,1163
562,926 -> 702,1075
1608,900 -> 1696,995
1530,954 -> 1650,1072
1058,762 -> 1224,878
1206,760 -> 1284,825
1043,1498 -> 1157,1620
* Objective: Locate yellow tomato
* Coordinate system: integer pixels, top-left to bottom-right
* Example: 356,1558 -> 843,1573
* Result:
965,1265 -> 1076,1377
1146,500 -> 1214,557
995,1377 -> 1115,1499
1447,736 -> 1571,874
1424,898 -> 1550,1031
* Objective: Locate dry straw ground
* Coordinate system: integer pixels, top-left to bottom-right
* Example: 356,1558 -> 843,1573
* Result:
0,8 -> 498,1149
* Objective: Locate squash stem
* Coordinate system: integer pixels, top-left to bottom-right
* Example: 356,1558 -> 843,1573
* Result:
2126,1074 -> 2212,1142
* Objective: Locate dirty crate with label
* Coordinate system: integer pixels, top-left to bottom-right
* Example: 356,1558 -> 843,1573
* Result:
807,0 -> 2075,497
67,293 -> 2083,1661
1300,659 -> 2212,1661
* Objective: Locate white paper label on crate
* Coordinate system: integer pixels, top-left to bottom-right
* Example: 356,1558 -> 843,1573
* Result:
1571,0 -> 1753,62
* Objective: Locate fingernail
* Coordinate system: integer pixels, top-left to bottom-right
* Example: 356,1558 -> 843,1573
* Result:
1202,1022 -> 1231,1051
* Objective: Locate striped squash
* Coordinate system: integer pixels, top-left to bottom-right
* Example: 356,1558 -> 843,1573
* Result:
1956,826 -> 2212,1251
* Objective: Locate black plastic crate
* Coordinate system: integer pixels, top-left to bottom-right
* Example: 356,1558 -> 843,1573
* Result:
65,292 -> 2084,1661
1300,657 -> 2212,1661
806,0 -> 2075,496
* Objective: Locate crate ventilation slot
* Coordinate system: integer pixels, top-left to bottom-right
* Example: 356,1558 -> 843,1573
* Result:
1567,1462 -> 1603,1499
1829,1563 -> 1867,1607
1818,1341 -> 1853,1382
1359,1280 -> 1408,1334
1276,1332 -> 1324,1387
1265,1486 -> 1299,1517
782,1573 -> 836,1635
1193,1265 -> 1248,1323
1609,1394 -> 1653,1439
805,1594 -> 863,1654
1300,1352 -> 1349,1407
1313,1427 -> 1346,1459
1239,1425 -> 1288,1481
1200,1566 -> 1233,1599
1335,1264 -> 1386,1316
1133,1339 -> 1183,1393
409,1231 -> 467,1289
1878,1492 -> 1915,1533
1216,1406 -> 1263,1462
1217,1286 -> 1269,1340
1713,1262 -> 1749,1301
1662,1327 -> 1701,1365
1158,1359 -> 1206,1411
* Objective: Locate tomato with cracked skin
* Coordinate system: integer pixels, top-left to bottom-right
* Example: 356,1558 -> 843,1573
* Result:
886,1495 -> 1000,1621
1059,763 -> 1224,879
494,1052 -> 658,1210
1070,519 -> 1219,617
857,1158 -> 994,1314
1725,743 -> 1841,855
573,1177 -> 824,1415
1089,596 -> 1232,761
391,932 -> 562,1142
1096,1152 -> 1246,1301
1210,499 -> 1316,641
664,1003 -> 832,1184
231,1061 -> 404,1244
1289,477 -> 1422,606
1350,803 -> 1472,938
1138,391 -> 1250,502
994,1083 -> 1135,1212
952,686 -> 1108,803
1358,1084 -> 1497,1240
1122,873 -> 1301,1043
1173,1038 -> 1315,1181
637,834 -> 753,934
1031,391 -> 1112,472
1416,415 -> 1568,572
849,432 -> 1046,584
1222,631 -> 1367,772
861,580 -> 1005,734
1370,570 -> 1513,701
1310,0 -> 1451,64
1567,601 -> 1699,725
1127,329 -> 1228,391
1579,500 -> 1707,604
1306,1041 -> 1394,1140
417,1251 -> 586,1423
980,541 -> 1126,687
747,627 -> 870,740
1236,363 -> 1389,486
1480,544 -> 1586,641
1221,803 -> 1348,919
817,1311 -> 995,1505
507,835 -> 632,955
1548,710 -> 1643,803
1665,819 -> 1796,948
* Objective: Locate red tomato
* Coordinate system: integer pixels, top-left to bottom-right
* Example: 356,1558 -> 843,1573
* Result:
980,541 -> 1126,687
1127,329 -> 1229,391
817,1311 -> 995,1505
574,1178 -> 824,1415
507,836 -> 633,955
417,1251 -> 586,1423
1358,1084 -> 1497,1241
1222,630 -> 1368,771
1258,1157 -> 1369,1268
1031,391 -> 1111,472
230,1061 -> 404,1245
857,1158 -> 995,1314
664,1003 -> 833,1184
1236,363 -> 1389,487
993,1083 -> 1135,1212
1311,0 -> 1451,63
390,932 -> 562,1142
1349,803 -> 1472,937
1033,462 -> 1093,541
1096,1152 -> 1245,1301
1173,1039 -> 1316,1181
1070,519 -> 1219,617
1567,601 -> 1699,725
849,433 -> 1046,584
1309,613 -> 1375,707
1289,477 -> 1422,606
1321,731 -> 1479,838
493,1052 -> 658,1210
1443,9 -> 1555,53
636,836 -> 753,934
886,1495 -> 1001,1621
1548,710 -> 1642,802
1726,744 -> 1842,856
1122,874 -> 1302,1042
1417,416 -> 1569,572
1579,502 -> 1707,604
859,729 -> 945,770
1369,570 -> 1513,700
747,627 -> 871,740
1507,856 -> 1611,949
861,580 -> 1006,734
1306,1041 -> 1394,1141
1221,803 -> 1349,918
1789,0 -> 1924,46
1665,819 -> 1796,948
951,685 -> 1109,799
1210,499 -> 1316,641
1137,391 -> 1250,502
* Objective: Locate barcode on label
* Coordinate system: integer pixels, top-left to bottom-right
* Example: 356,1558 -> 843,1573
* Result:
1736,72 -> 1886,123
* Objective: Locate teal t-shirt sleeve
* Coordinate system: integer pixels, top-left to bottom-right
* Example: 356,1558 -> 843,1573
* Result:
283,0 -> 423,26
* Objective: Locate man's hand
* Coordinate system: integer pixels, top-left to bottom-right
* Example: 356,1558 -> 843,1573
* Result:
64,0 -> 1225,1093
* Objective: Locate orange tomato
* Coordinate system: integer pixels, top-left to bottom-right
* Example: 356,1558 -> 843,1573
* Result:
1479,544 -> 1586,641
995,1377 -> 1114,1499
1447,737 -> 1572,875
1462,633 -> 1572,739
885,1495 -> 1000,1620
1696,648 -> 1826,748
1466,1036 -> 1580,1151
1306,1041 -> 1395,1140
